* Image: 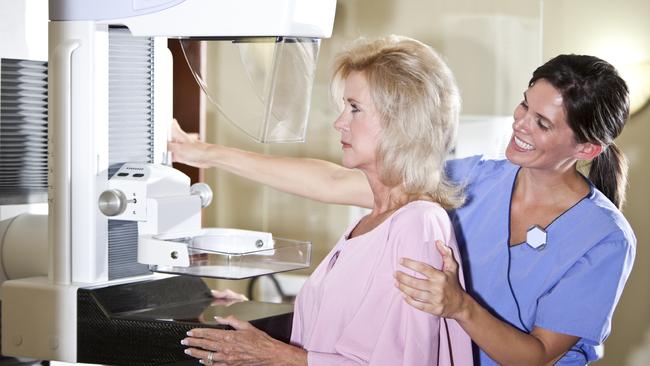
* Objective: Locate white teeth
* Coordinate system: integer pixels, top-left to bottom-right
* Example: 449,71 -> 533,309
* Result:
514,136 -> 534,150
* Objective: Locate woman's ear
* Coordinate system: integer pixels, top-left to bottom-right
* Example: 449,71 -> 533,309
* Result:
575,142 -> 603,161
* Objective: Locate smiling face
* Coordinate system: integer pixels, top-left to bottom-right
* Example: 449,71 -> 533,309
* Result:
505,79 -> 593,172
333,71 -> 383,172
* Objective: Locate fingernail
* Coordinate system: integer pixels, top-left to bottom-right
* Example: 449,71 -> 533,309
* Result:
399,258 -> 404,264
180,339 -> 187,345
214,316 -> 223,321
199,360 -> 204,364
184,349 -> 191,355
186,331 -> 193,336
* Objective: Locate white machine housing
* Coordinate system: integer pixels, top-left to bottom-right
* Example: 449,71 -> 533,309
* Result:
1,0 -> 336,362
100,163 -> 204,268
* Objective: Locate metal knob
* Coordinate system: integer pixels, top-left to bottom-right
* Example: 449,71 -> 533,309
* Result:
98,189 -> 128,216
191,183 -> 213,208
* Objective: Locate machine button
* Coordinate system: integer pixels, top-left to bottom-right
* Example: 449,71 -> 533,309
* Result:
117,172 -> 129,177
133,173 -> 145,177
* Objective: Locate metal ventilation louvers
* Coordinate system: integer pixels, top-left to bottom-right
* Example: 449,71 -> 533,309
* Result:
0,58 -> 48,204
107,27 -> 155,279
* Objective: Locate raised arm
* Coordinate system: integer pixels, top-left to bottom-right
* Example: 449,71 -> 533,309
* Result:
167,120 -> 373,207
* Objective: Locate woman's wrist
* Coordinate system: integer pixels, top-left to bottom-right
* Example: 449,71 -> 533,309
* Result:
454,291 -> 475,323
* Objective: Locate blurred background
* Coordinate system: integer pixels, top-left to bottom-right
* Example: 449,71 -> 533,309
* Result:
187,0 -> 649,365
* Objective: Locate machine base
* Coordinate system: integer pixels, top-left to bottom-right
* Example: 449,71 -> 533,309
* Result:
77,276 -> 293,366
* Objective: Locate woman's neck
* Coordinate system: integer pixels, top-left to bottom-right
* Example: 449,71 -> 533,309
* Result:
364,171 -> 408,216
515,166 -> 589,206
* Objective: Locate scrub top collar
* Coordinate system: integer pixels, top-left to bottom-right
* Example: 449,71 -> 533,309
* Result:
506,165 -> 595,247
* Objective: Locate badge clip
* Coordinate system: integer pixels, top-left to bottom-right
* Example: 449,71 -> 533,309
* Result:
526,225 -> 547,250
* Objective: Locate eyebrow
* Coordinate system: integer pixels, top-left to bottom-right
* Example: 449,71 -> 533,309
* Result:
344,97 -> 364,109
523,91 -> 554,125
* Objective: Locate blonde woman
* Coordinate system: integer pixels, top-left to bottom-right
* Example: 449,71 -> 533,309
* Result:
177,36 -> 473,366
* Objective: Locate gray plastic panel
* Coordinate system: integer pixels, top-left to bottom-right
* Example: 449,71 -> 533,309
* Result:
0,58 -> 48,204
107,27 -> 155,280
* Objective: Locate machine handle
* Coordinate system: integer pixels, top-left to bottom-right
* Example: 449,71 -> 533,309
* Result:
51,39 -> 80,285
191,183 -> 213,208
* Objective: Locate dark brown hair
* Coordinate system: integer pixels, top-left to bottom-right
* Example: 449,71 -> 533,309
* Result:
530,54 -> 630,208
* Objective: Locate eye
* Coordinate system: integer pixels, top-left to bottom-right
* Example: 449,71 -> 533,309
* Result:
350,103 -> 360,113
537,118 -> 550,131
519,100 -> 528,109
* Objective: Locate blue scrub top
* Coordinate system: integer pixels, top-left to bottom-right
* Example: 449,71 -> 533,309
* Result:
446,156 -> 636,366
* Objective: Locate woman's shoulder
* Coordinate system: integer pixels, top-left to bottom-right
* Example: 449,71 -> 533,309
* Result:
445,155 -> 515,184
584,189 -> 636,247
390,201 -> 453,234
386,201 -> 454,260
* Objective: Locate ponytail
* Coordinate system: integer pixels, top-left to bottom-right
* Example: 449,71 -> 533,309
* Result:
589,143 -> 628,209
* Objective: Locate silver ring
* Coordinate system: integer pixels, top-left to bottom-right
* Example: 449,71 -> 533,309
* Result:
206,351 -> 214,365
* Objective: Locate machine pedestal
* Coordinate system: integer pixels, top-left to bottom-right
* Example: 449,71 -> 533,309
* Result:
77,276 -> 293,366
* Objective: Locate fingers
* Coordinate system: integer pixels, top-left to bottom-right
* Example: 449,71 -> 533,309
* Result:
184,347 -> 226,365
186,328 -> 230,341
394,270 -> 433,292
214,315 -> 252,331
434,240 -> 458,273
403,295 -> 433,312
170,119 -> 186,142
399,257 -> 439,277
211,289 -> 249,301
182,334 -> 221,352
395,275 -> 431,301
167,141 -> 179,153
170,119 -> 199,143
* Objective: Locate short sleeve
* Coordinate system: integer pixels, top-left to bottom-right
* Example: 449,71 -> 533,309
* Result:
535,239 -> 635,343
330,206 -> 445,365
444,155 -> 484,184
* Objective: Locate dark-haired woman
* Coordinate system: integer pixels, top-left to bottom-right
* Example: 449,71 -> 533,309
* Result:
169,54 -> 635,365
395,54 -> 635,365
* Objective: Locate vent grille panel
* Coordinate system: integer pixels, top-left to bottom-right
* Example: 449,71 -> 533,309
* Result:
0,58 -> 48,204
107,28 -> 155,280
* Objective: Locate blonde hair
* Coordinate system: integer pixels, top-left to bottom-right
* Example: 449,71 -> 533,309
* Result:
332,35 -> 464,209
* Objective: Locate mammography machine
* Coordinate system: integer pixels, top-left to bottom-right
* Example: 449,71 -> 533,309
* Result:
0,0 -> 336,364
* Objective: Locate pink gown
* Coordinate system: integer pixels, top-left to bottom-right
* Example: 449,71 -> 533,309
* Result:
291,201 -> 473,365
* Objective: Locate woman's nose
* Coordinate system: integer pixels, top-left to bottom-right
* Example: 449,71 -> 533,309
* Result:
512,114 -> 530,133
333,112 -> 349,132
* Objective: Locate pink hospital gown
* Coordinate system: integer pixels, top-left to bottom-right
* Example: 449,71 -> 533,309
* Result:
291,200 -> 473,365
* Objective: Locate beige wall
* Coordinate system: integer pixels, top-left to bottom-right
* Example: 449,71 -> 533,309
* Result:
202,0 -> 649,363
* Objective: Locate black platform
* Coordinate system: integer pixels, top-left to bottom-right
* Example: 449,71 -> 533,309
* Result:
77,276 -> 293,366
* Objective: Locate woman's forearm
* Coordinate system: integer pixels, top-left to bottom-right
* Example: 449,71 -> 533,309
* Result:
203,143 -> 373,207
457,295 -> 578,366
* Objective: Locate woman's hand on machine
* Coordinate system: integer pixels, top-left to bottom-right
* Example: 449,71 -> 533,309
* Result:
167,119 -> 214,169
182,315 -> 306,366
170,118 -> 199,143
394,240 -> 470,321
209,289 -> 248,307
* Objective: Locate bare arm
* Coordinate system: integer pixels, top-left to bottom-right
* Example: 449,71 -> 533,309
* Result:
396,241 -> 579,366
456,294 -> 579,365
167,120 -> 373,207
